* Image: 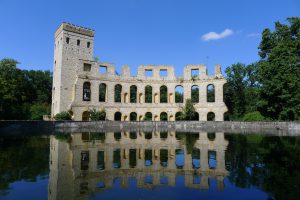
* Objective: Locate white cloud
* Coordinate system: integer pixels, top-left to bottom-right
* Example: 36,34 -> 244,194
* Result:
247,33 -> 260,37
201,28 -> 234,41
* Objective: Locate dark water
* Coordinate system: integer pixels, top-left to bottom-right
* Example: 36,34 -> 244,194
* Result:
0,131 -> 299,200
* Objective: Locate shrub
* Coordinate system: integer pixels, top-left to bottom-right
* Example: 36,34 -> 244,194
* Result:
90,109 -> 106,121
30,103 -> 51,120
54,111 -> 72,121
242,111 -> 265,121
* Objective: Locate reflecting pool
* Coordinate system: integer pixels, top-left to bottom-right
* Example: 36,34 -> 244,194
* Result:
0,131 -> 300,200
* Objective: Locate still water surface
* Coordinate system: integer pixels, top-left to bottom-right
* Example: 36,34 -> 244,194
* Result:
0,131 -> 299,200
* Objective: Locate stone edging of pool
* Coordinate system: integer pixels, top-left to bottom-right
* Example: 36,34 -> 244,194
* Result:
0,121 -> 299,136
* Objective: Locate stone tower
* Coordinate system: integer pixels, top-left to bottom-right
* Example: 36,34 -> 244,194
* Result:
51,23 -> 95,117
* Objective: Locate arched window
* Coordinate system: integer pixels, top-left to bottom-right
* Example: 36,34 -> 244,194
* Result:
160,85 -> 168,103
145,85 -> 152,103
175,112 -> 184,121
114,112 -> 122,121
207,112 -> 215,121
114,84 -> 122,102
207,84 -> 215,102
82,111 -> 90,121
83,82 -> 91,101
207,132 -> 216,141
144,112 -> 152,121
160,149 -> 168,167
191,85 -> 199,103
130,112 -> 137,121
175,85 -> 184,103
99,83 -> 106,102
193,112 -> 199,121
160,112 -> 168,121
130,85 -> 137,103
208,151 -> 217,169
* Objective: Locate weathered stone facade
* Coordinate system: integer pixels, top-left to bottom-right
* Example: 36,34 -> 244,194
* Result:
51,23 -> 228,121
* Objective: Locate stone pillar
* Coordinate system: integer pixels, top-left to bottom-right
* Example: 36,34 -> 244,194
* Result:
199,83 -> 207,104
183,84 -> 191,104
215,82 -> 224,103
217,176 -> 224,191
200,147 -> 209,171
215,111 -> 224,121
199,111 -> 207,121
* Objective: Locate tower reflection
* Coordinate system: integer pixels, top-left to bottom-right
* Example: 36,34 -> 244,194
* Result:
49,132 -> 228,200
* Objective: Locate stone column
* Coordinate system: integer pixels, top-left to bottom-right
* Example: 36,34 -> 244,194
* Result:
215,111 -> 224,121
215,82 -> 224,103
199,83 -> 207,104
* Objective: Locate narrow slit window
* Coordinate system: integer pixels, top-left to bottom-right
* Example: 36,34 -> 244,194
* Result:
87,42 -> 90,48
77,39 -> 80,46
66,37 -> 70,44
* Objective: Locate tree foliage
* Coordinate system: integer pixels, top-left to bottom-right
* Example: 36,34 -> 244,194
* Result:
182,99 -> 198,120
0,59 -> 52,120
224,17 -> 300,121
257,17 -> 300,120
54,111 -> 71,121
90,109 -> 106,121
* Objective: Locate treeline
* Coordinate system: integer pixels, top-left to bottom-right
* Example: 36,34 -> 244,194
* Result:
224,17 -> 300,121
0,59 -> 52,120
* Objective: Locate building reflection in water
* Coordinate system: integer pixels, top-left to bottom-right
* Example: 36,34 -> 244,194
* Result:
48,131 -> 228,200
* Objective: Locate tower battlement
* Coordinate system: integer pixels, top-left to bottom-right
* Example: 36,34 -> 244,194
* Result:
55,22 -> 95,38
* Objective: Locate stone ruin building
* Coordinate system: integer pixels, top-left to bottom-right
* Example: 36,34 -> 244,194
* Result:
51,23 -> 228,121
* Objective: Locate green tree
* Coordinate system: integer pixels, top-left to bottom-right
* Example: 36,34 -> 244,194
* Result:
182,99 -> 197,120
54,111 -> 72,121
257,17 -> 300,120
29,103 -> 51,120
90,109 -> 106,121
0,59 -> 28,119
224,63 -> 260,120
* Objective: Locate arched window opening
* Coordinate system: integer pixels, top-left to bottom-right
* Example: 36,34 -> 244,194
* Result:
208,151 -> 217,169
207,84 -> 215,102
207,132 -> 216,141
193,112 -> 199,121
160,149 -> 168,167
207,112 -> 215,121
83,82 -> 91,101
145,85 -> 152,103
99,83 -> 106,102
144,112 -> 152,121
82,111 -> 90,121
130,112 -> 137,121
160,112 -> 168,121
114,112 -> 122,121
160,85 -> 168,103
191,85 -> 199,103
130,85 -> 137,103
175,112 -> 184,121
114,84 -> 122,102
175,85 -> 184,103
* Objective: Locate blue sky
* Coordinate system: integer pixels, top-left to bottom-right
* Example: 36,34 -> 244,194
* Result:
0,0 -> 299,76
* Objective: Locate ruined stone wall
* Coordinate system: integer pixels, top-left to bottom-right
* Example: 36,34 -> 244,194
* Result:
52,23 -> 228,121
